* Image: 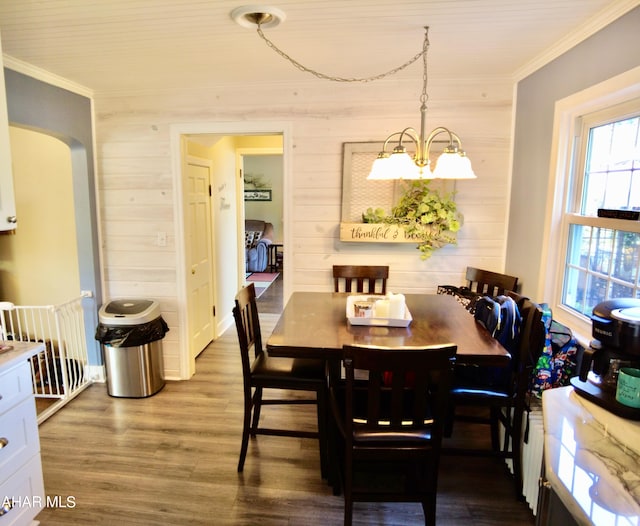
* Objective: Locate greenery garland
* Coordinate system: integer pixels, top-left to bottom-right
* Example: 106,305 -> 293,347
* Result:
362,180 -> 463,259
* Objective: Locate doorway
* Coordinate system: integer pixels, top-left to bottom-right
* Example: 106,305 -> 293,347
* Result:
0,127 -> 80,305
4,69 -> 102,369
239,151 -> 284,314
242,153 -> 284,247
171,121 -> 291,379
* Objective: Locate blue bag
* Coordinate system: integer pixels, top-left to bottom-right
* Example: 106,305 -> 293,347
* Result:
457,295 -> 522,389
474,295 -> 522,355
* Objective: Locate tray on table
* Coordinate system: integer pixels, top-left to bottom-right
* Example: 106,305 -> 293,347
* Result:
345,295 -> 412,328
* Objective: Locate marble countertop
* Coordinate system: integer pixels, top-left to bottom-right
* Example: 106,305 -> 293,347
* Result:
542,386 -> 640,525
0,340 -> 45,371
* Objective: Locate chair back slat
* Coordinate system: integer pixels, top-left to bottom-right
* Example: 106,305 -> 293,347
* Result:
333,265 -> 389,294
343,344 -> 456,435
466,266 -> 518,296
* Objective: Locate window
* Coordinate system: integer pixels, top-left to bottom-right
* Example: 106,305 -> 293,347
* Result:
560,102 -> 640,323
542,70 -> 640,342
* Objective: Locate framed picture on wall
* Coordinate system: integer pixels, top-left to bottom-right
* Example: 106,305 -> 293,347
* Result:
244,189 -> 272,201
341,141 -> 450,222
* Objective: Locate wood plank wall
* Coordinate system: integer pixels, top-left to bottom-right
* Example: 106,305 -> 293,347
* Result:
95,77 -> 513,378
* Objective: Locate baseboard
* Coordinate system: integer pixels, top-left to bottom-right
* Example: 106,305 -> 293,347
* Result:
217,312 -> 234,338
87,365 -> 106,383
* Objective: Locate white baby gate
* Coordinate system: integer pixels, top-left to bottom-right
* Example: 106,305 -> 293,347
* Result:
0,293 -> 92,423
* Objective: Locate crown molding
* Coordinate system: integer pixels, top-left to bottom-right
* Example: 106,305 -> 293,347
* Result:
2,54 -> 93,98
513,0 -> 640,82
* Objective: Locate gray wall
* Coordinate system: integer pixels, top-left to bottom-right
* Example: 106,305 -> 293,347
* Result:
506,6 -> 640,298
4,68 -> 102,364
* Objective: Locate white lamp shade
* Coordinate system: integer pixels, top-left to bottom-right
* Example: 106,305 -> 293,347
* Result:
388,152 -> 421,179
367,156 -> 392,180
431,151 -> 476,179
369,152 -> 421,180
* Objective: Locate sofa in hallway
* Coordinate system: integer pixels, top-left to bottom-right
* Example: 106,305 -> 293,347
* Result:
245,219 -> 273,273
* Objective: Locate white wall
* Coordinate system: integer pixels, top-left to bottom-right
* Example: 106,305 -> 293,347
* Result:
95,76 -> 513,378
208,136 -> 242,338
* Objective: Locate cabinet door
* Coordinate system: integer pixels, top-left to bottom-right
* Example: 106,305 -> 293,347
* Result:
0,32 -> 17,232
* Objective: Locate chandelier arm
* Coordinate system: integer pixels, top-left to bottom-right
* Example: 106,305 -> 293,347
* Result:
396,127 -> 421,147
378,128 -> 420,151
449,131 -> 464,150
397,127 -> 425,166
424,126 -> 463,151
380,132 -> 403,153
256,25 -> 426,83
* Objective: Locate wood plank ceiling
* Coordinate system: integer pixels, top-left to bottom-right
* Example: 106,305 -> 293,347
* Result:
0,0 -> 636,94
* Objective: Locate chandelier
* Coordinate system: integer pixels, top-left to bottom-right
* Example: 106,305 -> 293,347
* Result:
368,28 -> 475,181
231,6 -> 475,181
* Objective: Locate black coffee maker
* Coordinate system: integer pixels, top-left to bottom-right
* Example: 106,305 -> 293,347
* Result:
579,298 -> 640,384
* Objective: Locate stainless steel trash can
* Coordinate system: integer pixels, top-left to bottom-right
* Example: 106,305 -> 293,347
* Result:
96,299 -> 168,398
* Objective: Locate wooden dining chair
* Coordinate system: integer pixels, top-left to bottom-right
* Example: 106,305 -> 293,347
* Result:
329,343 -> 457,526
465,266 -> 519,296
332,265 -> 389,294
443,292 -> 546,500
233,283 -> 328,475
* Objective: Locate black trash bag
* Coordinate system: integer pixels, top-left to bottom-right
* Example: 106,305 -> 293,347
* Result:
95,317 -> 169,347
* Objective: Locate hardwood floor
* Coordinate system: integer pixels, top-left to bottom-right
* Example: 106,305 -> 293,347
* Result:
255,269 -> 284,314
34,285 -> 535,525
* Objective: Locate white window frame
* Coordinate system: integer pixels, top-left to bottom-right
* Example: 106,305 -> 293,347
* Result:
539,66 -> 640,345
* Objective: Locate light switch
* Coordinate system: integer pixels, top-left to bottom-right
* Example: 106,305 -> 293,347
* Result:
157,231 -> 167,247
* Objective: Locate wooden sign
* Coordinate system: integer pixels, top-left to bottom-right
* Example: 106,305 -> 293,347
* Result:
339,222 -> 423,243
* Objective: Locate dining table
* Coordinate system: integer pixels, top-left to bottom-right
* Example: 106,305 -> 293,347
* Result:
266,292 -> 510,366
266,291 -> 511,492
266,291 -> 511,495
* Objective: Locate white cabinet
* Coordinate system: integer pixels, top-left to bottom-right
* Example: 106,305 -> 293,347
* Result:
0,31 -> 17,231
0,358 -> 44,526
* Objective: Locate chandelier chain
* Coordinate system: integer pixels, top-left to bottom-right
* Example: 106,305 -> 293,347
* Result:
256,25 -> 428,83
420,27 -> 430,108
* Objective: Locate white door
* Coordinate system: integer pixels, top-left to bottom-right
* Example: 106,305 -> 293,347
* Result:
185,154 -> 215,359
